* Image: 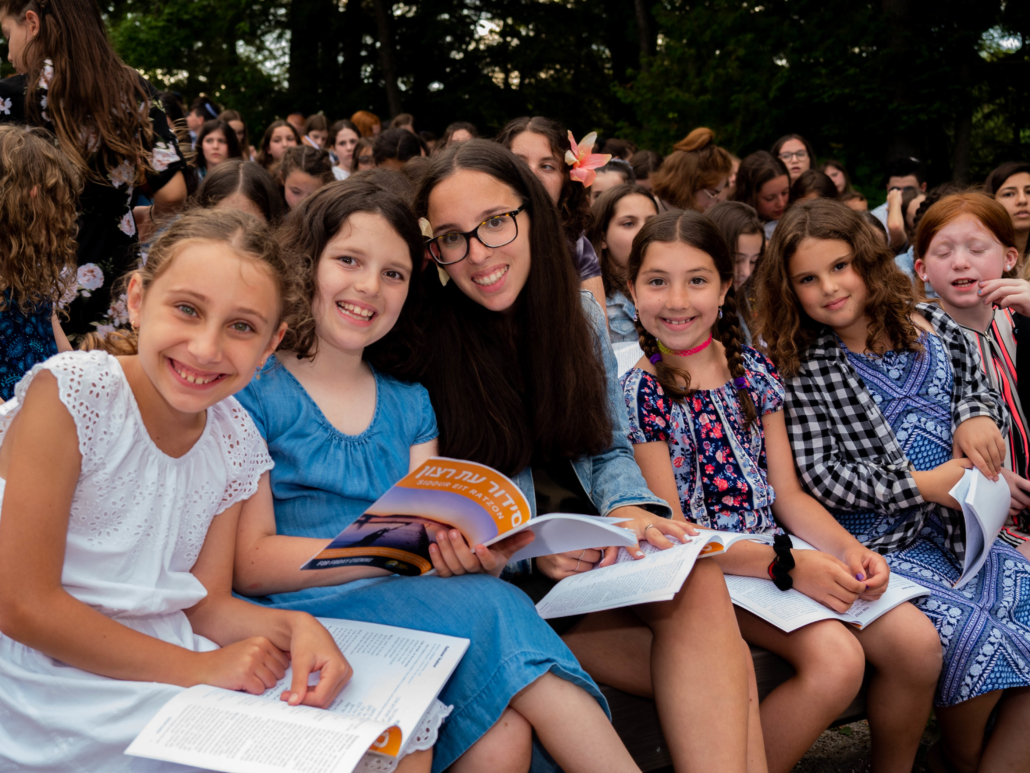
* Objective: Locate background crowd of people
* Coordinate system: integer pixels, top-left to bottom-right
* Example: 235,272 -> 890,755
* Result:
2,2 -> 1030,773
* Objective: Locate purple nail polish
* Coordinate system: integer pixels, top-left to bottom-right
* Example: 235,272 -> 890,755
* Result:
856,573 -> 865,581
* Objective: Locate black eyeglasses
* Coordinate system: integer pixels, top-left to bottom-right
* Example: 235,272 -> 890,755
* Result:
426,206 -> 525,265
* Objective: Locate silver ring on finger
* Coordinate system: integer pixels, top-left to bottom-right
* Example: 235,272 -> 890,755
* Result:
644,524 -> 658,536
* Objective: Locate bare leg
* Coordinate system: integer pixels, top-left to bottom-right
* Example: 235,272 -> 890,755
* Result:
737,611 -> 865,773
396,749 -> 432,773
978,686 -> 1030,772
564,560 -> 756,773
743,638 -> 769,773
850,602 -> 941,773
448,708 -> 532,773
935,690 -> 1003,773
509,672 -> 640,773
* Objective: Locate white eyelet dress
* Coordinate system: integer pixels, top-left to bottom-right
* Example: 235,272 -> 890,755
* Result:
0,351 -> 435,773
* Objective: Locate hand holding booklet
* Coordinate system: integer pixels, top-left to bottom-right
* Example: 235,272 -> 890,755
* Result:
302,457 -> 637,575
127,620 -> 468,773
534,529 -> 771,619
948,468 -> 1011,588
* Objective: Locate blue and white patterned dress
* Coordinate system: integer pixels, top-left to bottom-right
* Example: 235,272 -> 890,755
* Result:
837,333 -> 1030,706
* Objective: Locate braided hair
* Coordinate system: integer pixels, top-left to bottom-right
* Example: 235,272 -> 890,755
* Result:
628,210 -> 758,427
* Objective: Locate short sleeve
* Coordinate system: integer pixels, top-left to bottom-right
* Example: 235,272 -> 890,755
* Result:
6,350 -> 126,475
572,233 -> 602,281
743,347 -> 785,416
234,377 -> 267,440
622,369 -> 673,444
213,397 -> 274,515
413,384 -> 439,446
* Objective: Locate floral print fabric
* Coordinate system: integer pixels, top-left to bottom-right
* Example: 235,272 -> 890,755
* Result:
0,62 -> 185,337
0,294 -> 57,401
621,346 -> 784,533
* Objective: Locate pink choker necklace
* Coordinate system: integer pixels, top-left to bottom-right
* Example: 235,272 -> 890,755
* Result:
657,333 -> 713,358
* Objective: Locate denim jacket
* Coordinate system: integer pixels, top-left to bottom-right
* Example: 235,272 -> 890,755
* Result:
606,290 -> 638,344
505,292 -> 673,576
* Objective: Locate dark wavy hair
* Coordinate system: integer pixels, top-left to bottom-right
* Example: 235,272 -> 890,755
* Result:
588,183 -> 658,299
754,198 -> 920,378
194,119 -> 243,172
257,120 -> 301,169
627,210 -> 757,427
497,116 -> 590,244
391,139 -> 613,475
276,177 -> 425,365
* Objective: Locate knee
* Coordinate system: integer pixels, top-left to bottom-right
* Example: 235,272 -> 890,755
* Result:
872,611 -> 943,688
798,624 -> 866,696
457,708 -> 532,773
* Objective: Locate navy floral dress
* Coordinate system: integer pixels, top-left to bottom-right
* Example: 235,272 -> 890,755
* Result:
0,296 -> 56,401
0,61 -> 185,337
621,346 -> 785,533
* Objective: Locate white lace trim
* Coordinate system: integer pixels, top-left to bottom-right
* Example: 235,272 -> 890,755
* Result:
354,700 -> 452,773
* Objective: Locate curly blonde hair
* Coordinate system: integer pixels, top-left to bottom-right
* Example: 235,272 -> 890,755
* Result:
0,125 -> 81,313
753,198 -> 921,378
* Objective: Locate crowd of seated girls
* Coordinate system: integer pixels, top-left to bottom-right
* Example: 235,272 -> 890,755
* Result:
2,6 -> 1030,771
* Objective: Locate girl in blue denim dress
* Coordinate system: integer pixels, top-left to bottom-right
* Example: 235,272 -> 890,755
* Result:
622,209 -> 943,773
233,177 -> 636,773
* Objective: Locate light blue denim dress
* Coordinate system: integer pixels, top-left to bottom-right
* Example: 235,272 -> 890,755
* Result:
235,358 -> 607,772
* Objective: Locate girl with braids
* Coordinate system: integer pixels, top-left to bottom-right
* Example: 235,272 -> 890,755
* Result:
755,198 -> 1030,773
623,209 -> 943,773
401,139 -> 768,773
0,0 -> 187,338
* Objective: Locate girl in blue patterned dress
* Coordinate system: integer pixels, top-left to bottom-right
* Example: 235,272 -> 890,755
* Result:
755,198 -> 1030,773
622,210 -> 944,773
233,178 -> 639,773
0,125 -> 76,400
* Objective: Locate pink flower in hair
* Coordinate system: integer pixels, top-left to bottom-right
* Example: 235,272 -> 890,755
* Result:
565,131 -> 611,187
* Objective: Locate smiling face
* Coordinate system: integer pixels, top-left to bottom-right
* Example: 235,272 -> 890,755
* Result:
788,237 -> 870,338
756,175 -> 790,222
995,172 -> 1030,235
427,169 -> 532,313
778,139 -> 811,181
310,212 -> 412,356
0,11 -> 36,74
734,231 -> 764,289
509,131 -> 564,205
127,242 -> 285,417
915,213 -> 1018,317
283,169 -> 323,209
333,127 -> 359,167
268,126 -> 298,161
629,241 -> 730,353
201,129 -> 229,168
603,194 -> 658,271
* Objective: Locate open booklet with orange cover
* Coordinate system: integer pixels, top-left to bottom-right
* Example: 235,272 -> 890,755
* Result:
301,457 -> 638,575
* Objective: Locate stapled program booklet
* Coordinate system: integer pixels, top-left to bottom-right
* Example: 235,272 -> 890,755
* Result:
302,457 -> 637,575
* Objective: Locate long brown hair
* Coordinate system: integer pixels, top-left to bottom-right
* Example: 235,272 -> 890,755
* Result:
393,139 -> 613,475
627,210 -> 757,427
733,151 -> 789,220
0,125 -> 80,312
257,120 -> 301,169
2,0 -> 154,184
650,127 -> 732,211
497,116 -> 590,244
81,209 -> 297,355
754,199 -> 920,378
705,200 -> 765,326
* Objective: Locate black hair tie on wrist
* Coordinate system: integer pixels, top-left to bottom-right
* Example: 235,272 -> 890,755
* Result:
768,533 -> 795,591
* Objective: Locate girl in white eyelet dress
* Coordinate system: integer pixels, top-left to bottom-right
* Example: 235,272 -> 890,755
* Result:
0,209 -> 434,773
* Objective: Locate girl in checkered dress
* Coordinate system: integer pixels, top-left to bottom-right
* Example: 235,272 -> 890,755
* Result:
756,198 -> 1030,773
621,210 -> 941,773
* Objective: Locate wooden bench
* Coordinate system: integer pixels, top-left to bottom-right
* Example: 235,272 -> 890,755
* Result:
601,646 -> 868,771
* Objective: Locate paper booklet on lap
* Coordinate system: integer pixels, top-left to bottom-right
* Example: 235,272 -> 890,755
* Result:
126,619 -> 469,773
948,468 -> 1011,589
724,537 -> 930,632
534,529 -> 771,619
301,457 -> 637,575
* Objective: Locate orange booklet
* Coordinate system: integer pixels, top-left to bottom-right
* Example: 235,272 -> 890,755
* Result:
301,457 -> 636,575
